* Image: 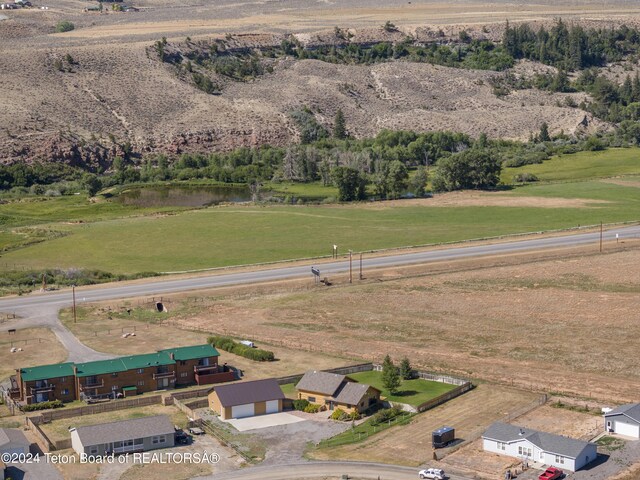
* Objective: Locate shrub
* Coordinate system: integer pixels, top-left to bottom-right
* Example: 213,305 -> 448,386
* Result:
330,408 -> 347,420
207,336 -> 275,362
304,403 -> 321,413
370,407 -> 402,426
22,400 -> 64,412
513,173 -> 539,183
348,411 -> 361,421
55,21 -> 75,33
293,399 -> 309,411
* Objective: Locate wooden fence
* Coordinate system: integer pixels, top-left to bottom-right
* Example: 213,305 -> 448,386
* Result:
29,394 -> 162,424
372,363 -> 469,386
275,362 -> 374,385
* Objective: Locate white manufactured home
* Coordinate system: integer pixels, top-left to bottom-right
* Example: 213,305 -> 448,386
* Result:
71,415 -> 175,456
604,403 -> 640,439
482,422 -> 597,472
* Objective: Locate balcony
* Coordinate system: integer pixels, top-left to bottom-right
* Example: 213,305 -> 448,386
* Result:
81,379 -> 105,389
153,371 -> 175,380
193,364 -> 219,374
30,384 -> 55,394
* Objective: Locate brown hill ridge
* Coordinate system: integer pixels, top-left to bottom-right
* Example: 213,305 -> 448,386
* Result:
0,24 -> 608,168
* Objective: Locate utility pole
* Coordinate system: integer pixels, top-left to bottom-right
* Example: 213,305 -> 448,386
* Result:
72,285 -> 77,323
599,222 -> 603,253
349,250 -> 353,284
359,253 -> 363,280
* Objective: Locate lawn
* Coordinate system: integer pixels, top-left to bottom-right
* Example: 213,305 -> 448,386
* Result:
0,148 -> 638,276
280,382 -> 297,398
2,186 -> 639,274
348,371 -> 457,406
502,147 -> 640,183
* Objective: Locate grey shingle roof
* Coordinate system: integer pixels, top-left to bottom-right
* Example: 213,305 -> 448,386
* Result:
605,403 -> 640,423
73,415 -> 174,446
0,428 -> 30,448
333,382 -> 378,406
212,378 -> 285,407
296,371 -> 346,396
483,422 -> 594,459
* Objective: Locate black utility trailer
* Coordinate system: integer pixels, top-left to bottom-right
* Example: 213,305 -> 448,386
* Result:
432,426 -> 455,448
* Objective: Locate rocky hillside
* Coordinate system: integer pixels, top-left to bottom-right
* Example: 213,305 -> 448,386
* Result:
0,20 -> 611,169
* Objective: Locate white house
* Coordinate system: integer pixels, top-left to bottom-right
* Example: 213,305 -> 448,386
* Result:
482,422 -> 597,472
604,403 -> 640,439
0,428 -> 30,455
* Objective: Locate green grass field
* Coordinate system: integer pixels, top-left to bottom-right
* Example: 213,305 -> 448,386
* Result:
0,149 -> 638,276
348,371 -> 456,406
502,148 -> 640,183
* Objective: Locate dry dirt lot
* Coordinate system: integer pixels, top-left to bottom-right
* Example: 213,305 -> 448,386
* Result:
0,327 -> 67,381
155,244 -> 640,403
309,383 -> 539,466
443,404 -> 601,476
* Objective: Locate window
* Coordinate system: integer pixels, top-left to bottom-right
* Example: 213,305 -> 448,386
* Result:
112,372 -> 118,377
111,385 -> 119,391
152,435 -> 166,444
62,389 -> 69,395
89,446 -> 99,455
60,377 -> 67,383
308,396 -> 316,403
134,438 -> 143,445
180,372 -> 188,378
555,455 -> 565,464
497,442 -> 506,451
137,369 -> 144,374
138,380 -> 144,386
518,446 -> 532,457
180,361 -> 186,366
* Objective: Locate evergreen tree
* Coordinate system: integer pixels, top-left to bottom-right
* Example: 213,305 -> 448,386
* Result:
399,357 -> 413,380
539,122 -> 551,142
382,354 -> 401,395
334,109 -> 347,139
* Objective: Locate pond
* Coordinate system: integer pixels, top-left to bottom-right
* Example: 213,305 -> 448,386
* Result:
112,185 -> 255,207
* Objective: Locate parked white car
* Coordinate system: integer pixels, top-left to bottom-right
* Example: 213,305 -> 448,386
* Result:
418,468 -> 447,480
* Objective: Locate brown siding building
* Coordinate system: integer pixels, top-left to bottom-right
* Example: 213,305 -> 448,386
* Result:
14,344 -> 234,404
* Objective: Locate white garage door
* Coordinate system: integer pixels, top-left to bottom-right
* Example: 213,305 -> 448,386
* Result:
616,421 -> 640,438
231,403 -> 255,419
265,400 -> 279,414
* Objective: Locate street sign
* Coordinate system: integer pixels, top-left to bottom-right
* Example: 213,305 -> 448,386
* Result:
311,267 -> 320,277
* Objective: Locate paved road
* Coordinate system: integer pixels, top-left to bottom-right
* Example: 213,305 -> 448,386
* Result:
0,224 -> 638,314
204,461 -> 473,480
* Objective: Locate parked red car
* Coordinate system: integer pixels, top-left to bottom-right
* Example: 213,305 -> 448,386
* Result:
539,467 -> 563,480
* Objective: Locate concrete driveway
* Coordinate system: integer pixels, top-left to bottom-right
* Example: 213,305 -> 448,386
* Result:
224,413 -> 306,432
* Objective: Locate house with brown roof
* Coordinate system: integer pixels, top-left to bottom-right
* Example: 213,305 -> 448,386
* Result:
70,415 -> 175,456
295,370 -> 380,414
208,378 -> 285,420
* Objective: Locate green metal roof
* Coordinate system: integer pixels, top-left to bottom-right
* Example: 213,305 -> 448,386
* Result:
20,362 -> 75,382
121,352 -> 174,370
20,344 -> 213,380
75,358 -> 127,378
159,344 -> 219,361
